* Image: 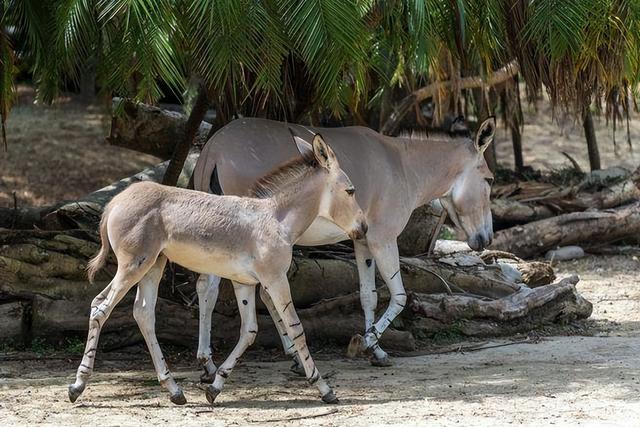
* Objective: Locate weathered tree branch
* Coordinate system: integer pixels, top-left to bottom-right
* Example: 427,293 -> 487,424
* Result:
108,98 -> 213,159
381,61 -> 520,135
409,275 -> 592,338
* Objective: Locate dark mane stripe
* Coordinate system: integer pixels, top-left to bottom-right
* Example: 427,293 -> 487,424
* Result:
399,129 -> 470,141
249,150 -> 318,198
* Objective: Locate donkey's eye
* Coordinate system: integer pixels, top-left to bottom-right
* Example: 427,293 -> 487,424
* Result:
485,178 -> 494,186
345,187 -> 355,196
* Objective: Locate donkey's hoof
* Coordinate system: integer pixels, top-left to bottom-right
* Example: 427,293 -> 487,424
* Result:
346,334 -> 365,358
170,390 -> 187,406
205,385 -> 222,405
290,360 -> 306,377
321,390 -> 339,404
68,384 -> 85,403
200,370 -> 216,384
370,354 -> 393,367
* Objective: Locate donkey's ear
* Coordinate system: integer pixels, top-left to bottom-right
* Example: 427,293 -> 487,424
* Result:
311,133 -> 336,169
289,128 -> 313,158
475,116 -> 496,154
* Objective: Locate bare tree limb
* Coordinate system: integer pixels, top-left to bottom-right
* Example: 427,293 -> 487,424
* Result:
381,60 -> 520,135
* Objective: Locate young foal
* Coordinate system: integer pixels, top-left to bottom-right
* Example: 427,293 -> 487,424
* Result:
68,133 -> 367,405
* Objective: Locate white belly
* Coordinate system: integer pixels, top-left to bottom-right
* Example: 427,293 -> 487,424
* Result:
295,217 -> 349,246
163,242 -> 259,284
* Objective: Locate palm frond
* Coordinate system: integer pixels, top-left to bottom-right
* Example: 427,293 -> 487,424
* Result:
56,0 -> 99,84
97,0 -> 184,103
0,1 -> 17,149
279,0 -> 369,115
9,0 -> 61,102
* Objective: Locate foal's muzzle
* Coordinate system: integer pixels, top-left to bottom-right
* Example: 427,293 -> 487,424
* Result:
349,221 -> 368,240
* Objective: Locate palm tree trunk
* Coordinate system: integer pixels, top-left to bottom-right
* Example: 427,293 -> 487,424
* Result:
162,85 -> 209,186
511,119 -> 523,172
582,109 -> 601,171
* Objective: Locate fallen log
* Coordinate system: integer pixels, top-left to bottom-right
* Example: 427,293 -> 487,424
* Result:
397,203 -> 444,256
108,98 -> 213,159
21,287 -> 415,352
490,202 -> 640,258
0,230 -> 542,310
0,204 -> 62,230
408,275 -> 592,338
491,198 -> 554,225
491,167 -> 640,226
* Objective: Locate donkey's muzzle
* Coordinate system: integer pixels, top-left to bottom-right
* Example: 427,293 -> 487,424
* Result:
468,231 -> 492,251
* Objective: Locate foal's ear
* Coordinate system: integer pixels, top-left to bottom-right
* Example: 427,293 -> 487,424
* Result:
475,116 -> 496,154
311,133 -> 336,169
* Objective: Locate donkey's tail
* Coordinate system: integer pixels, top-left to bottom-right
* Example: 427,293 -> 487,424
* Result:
87,207 -> 111,284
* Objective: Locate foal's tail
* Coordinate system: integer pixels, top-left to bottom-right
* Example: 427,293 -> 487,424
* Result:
87,207 -> 111,284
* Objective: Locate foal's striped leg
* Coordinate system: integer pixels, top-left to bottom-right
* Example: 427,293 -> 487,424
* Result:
205,282 -> 257,404
196,274 -> 221,383
261,275 -> 337,404
68,252 -> 160,403
68,275 -> 135,401
258,286 -> 305,375
354,241 -> 390,365
132,256 -> 186,405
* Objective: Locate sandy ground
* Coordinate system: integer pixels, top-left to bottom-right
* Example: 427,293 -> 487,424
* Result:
1,254 -> 639,426
0,87 -> 158,208
494,101 -> 640,172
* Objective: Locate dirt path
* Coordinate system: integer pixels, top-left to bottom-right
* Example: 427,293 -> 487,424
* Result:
1,336 -> 639,426
494,98 -> 640,172
1,255 -> 639,426
0,88 -> 158,208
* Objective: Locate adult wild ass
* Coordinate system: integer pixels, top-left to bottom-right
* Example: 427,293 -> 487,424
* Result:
192,117 -> 496,375
68,133 -> 367,405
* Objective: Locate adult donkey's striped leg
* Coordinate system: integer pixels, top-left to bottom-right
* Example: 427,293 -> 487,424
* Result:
360,239 -> 407,358
132,255 -> 186,405
353,241 -> 391,366
205,282 -> 257,404
196,274 -> 221,383
260,274 -> 338,404
258,286 -> 305,376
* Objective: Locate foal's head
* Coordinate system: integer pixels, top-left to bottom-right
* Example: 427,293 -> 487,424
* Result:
251,131 -> 368,241
440,117 -> 495,251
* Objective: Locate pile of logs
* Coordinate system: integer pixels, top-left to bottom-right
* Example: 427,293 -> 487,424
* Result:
490,166 -> 640,258
0,228 -> 591,352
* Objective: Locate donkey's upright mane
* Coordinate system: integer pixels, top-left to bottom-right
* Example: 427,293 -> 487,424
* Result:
249,151 -> 318,199
399,129 -> 471,142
